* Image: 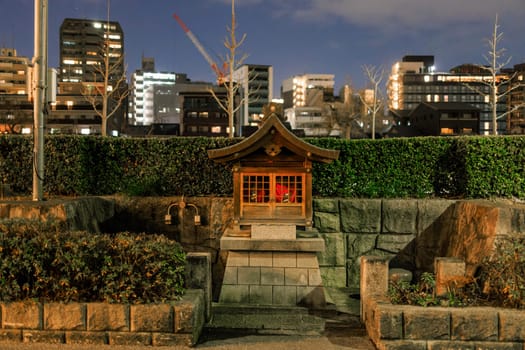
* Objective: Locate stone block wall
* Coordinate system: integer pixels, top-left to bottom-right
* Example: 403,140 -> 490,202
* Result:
0,290 -> 205,347
6,196 -> 524,297
313,198 -> 454,289
314,198 -> 525,290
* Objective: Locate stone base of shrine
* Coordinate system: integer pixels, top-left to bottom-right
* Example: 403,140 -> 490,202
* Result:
218,238 -> 326,307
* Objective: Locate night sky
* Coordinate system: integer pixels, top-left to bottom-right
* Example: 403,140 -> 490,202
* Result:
1,0 -> 525,96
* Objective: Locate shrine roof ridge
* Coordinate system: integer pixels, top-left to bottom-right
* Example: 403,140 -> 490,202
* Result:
207,114 -> 340,163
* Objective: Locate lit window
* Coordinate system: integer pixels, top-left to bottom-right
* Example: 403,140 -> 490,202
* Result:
211,126 -> 221,133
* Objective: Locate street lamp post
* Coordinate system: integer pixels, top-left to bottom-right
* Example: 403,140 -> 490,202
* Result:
33,0 -> 48,201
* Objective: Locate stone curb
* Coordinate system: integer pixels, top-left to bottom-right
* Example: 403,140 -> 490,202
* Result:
0,289 -> 204,347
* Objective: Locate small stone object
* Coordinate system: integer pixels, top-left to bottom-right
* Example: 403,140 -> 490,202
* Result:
389,268 -> 413,284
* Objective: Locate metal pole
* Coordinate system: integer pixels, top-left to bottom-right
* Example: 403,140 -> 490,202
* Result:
32,0 -> 47,201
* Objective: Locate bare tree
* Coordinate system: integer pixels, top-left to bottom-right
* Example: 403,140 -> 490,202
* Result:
469,15 -> 525,135
82,0 -> 128,136
209,0 -> 248,138
324,84 -> 362,139
360,65 -> 385,140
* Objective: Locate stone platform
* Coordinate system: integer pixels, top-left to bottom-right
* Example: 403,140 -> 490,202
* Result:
219,226 -> 327,307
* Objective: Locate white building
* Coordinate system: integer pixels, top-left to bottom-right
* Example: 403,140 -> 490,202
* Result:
129,58 -> 179,125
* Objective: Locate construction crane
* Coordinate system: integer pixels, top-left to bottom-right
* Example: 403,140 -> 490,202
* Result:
172,12 -> 226,84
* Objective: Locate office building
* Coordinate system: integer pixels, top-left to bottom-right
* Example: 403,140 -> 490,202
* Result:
388,55 -> 508,135
232,64 -> 273,134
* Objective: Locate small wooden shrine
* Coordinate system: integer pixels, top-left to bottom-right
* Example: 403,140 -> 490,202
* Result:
208,114 -> 339,231
208,114 -> 339,307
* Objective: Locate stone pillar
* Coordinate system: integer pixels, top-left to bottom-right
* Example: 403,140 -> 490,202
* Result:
185,252 -> 212,321
434,257 -> 465,297
360,256 -> 389,323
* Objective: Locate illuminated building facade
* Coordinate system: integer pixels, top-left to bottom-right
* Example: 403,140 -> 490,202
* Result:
59,18 -> 124,83
0,48 -> 32,134
129,58 -> 180,125
388,55 -> 508,135
281,74 -> 335,109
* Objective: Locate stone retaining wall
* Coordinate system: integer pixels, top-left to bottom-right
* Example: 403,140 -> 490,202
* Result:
0,290 -> 204,347
360,256 -> 525,350
4,196 -> 525,295
314,199 -> 525,289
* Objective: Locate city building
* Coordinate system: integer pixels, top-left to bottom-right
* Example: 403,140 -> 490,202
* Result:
281,74 -> 335,109
232,64 -> 273,134
128,58 -> 181,126
0,48 -> 29,95
58,18 -> 127,135
281,74 -> 335,136
178,83 -> 232,137
0,48 -> 32,134
506,63 -> 525,134
59,18 -> 124,83
285,106 -> 329,137
388,55 -> 508,135
408,102 -> 480,136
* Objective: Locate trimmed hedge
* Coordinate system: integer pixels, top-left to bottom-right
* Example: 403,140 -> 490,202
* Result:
0,219 -> 186,303
1,135 -> 524,199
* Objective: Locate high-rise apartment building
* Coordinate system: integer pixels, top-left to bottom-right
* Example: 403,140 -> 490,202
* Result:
0,48 -> 30,95
59,18 -> 124,83
232,64 -> 273,133
58,18 -> 126,135
128,58 -> 181,126
0,48 -> 33,134
388,55 -> 508,135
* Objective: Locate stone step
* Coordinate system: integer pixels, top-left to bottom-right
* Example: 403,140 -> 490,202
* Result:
205,303 -> 331,335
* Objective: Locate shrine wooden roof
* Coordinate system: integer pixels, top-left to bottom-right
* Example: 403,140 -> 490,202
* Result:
207,114 -> 340,163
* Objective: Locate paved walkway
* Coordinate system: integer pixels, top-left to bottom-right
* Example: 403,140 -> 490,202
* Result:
0,289 -> 376,350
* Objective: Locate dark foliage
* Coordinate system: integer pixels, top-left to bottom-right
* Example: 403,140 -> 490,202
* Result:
1,135 -> 524,199
0,219 -> 186,303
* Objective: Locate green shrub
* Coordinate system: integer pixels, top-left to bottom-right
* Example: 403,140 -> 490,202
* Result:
1,135 -> 525,199
0,219 -> 186,303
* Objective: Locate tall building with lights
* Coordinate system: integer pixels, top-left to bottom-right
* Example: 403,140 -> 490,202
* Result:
388,55 -> 509,135
56,18 -> 126,135
232,64 -> 273,133
0,48 -> 30,95
59,18 -> 124,83
128,58 -> 182,125
0,48 -> 33,134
